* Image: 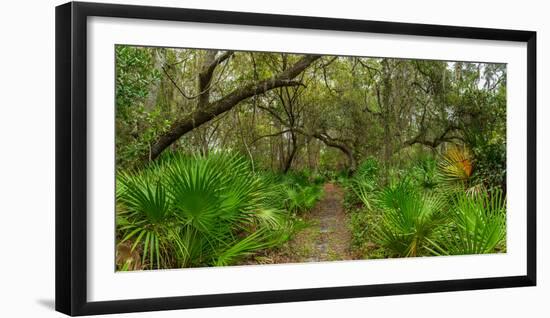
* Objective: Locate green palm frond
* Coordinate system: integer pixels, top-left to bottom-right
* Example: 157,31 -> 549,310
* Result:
116,168 -> 173,269
214,229 -> 276,266
374,181 -> 447,257
428,188 -> 506,255
351,178 -> 376,211
116,152 -> 289,269
117,170 -> 171,223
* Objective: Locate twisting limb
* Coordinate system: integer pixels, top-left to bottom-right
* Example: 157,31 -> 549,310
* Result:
144,54 -> 321,162
403,124 -> 462,148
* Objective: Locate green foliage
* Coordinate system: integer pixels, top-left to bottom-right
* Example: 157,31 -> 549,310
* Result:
279,171 -> 324,214
116,152 -> 289,269
348,207 -> 387,259
355,157 -> 379,180
373,181 -> 447,257
409,155 -> 439,191
115,45 -> 160,119
113,46 -> 508,266
348,154 -> 507,259
467,131 -> 507,190
117,164 -> 174,269
351,178 -> 376,211
116,153 -> 326,270
116,107 -> 172,169
427,189 -> 506,255
343,158 -> 380,211
284,185 -> 321,214
115,46 -> 171,169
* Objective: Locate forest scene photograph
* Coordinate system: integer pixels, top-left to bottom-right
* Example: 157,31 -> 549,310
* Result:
114,45 -> 507,271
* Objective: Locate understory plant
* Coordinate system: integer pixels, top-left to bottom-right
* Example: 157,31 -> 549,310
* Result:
347,151 -> 507,259
410,155 -> 439,191
350,158 -> 380,211
373,180 -> 447,257
279,171 -> 324,214
427,188 -> 506,255
438,145 -> 474,184
116,152 -> 287,270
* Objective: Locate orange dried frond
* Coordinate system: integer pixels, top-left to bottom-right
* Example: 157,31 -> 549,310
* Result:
439,146 -> 474,182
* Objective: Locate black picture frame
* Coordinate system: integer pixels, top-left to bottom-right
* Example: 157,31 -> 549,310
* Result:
55,1 -> 537,316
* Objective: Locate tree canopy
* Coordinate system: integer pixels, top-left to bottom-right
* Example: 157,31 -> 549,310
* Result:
116,45 -> 505,185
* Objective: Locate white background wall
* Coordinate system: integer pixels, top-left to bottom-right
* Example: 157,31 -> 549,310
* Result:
0,0 -> 547,316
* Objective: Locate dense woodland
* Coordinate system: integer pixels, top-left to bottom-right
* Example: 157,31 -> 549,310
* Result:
115,45 -> 507,271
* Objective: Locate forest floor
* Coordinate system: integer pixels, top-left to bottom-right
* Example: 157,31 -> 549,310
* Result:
253,183 -> 354,264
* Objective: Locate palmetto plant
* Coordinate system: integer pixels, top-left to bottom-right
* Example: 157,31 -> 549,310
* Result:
348,158 -> 379,210
278,172 -> 323,214
373,180 -> 447,257
283,184 -> 323,214
427,188 -> 506,255
351,177 -> 377,211
116,152 -> 286,270
166,153 -> 284,267
411,156 -> 439,191
438,145 -> 474,184
435,145 -> 482,200
116,164 -> 174,269
355,157 -> 379,180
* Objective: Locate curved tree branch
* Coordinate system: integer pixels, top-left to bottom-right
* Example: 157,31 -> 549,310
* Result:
145,54 -> 321,162
404,124 -> 462,148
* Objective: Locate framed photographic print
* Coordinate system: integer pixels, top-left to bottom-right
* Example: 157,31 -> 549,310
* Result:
55,1 -> 536,316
